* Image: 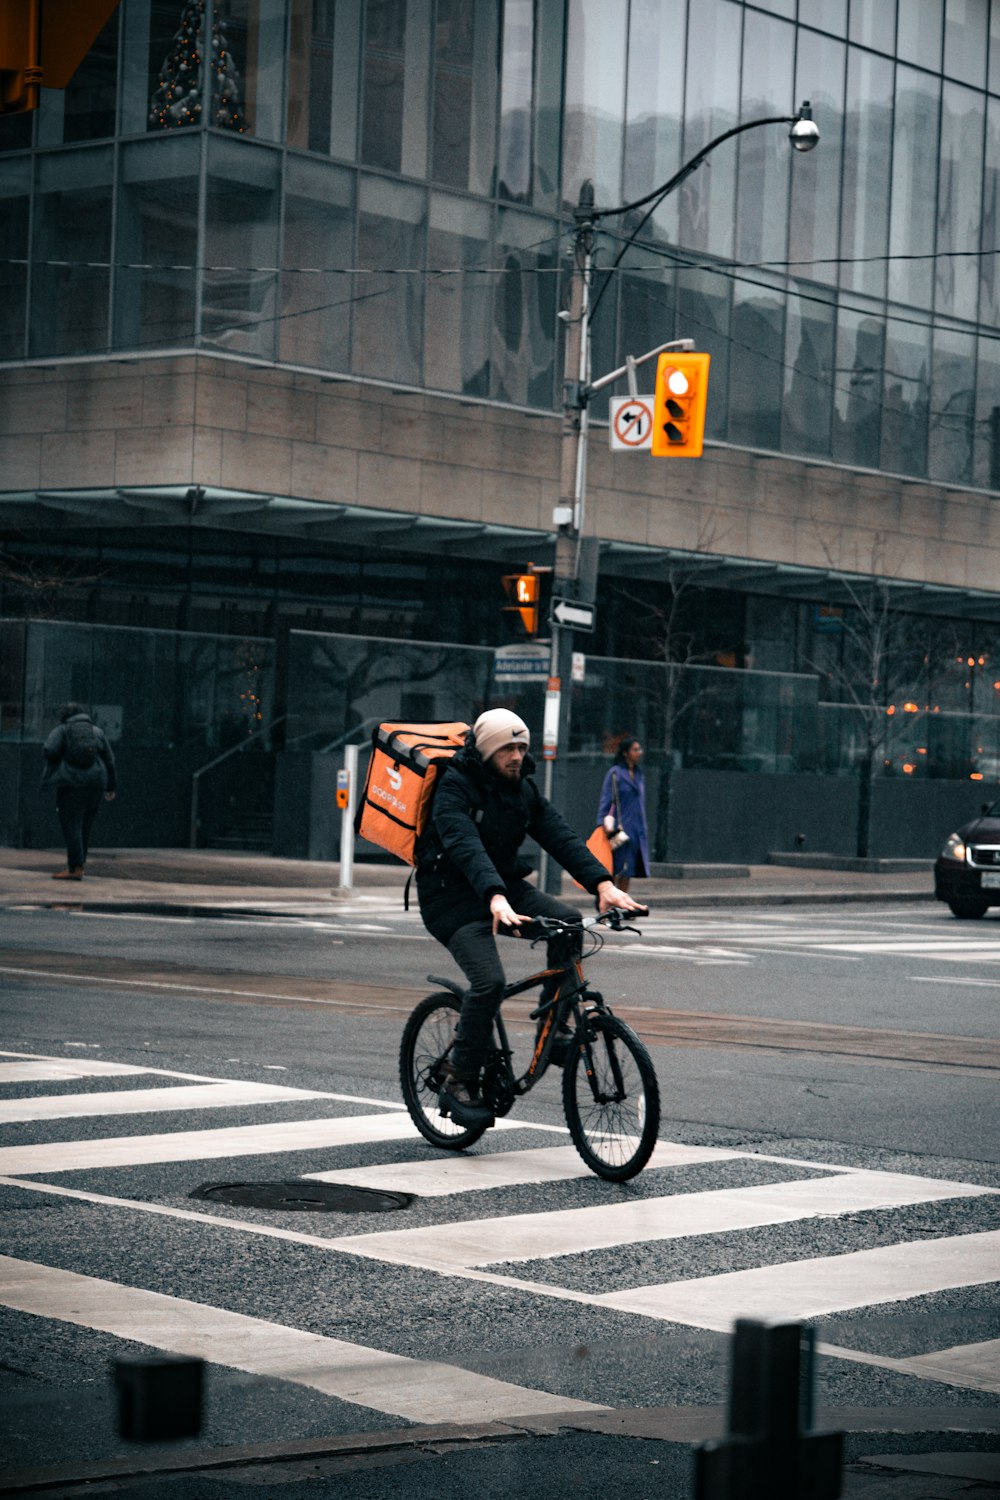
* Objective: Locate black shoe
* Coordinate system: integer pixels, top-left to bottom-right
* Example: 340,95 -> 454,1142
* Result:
439,1075 -> 494,1129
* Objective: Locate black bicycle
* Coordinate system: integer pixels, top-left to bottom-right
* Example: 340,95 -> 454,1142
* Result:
399,909 -> 661,1182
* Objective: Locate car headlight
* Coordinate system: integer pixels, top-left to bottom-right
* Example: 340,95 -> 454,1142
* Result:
941,833 -> 967,862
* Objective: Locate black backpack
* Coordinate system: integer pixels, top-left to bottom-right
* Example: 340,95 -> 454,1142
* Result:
63,719 -> 100,770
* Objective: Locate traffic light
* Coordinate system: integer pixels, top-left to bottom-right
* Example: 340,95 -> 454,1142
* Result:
502,572 -> 540,635
1,0 -> 122,117
651,351 -> 710,458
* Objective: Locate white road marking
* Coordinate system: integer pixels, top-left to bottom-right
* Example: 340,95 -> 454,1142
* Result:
0,967 -> 412,1010
0,1080 -> 342,1124
0,1112 -> 483,1174
321,1172 -> 994,1273
0,1058 -> 151,1082
306,1141 -> 740,1197
818,1336 -> 1000,1397
911,976 -> 1000,988
597,1231 -> 1000,1340
0,1255 -> 602,1423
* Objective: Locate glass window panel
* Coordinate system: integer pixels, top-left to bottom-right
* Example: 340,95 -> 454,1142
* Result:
115,137 -> 199,351
897,0 -> 943,70
464,1 -> 500,197
280,155 -> 354,372
937,81 -> 985,322
532,0 -> 564,209
737,11 -> 794,267
944,0 -> 988,87
679,0 -> 741,260
881,313 -> 931,476
991,2 -> 1000,94
563,0 -> 627,211
59,5 -> 120,142
354,174 -> 426,384
849,0 -> 896,52
839,48 -> 892,300
286,0 -> 336,152
0,159 -> 30,358
832,305 -> 883,467
31,149 -> 113,357
889,67 -> 940,311
728,274 -> 784,450
929,326 -> 976,483
0,114 -> 32,154
622,0 -> 686,244
789,30 -> 845,287
431,0 -> 474,188
425,193 -> 492,396
361,0 -> 406,171
221,0 -> 288,140
752,0 -> 793,16
980,96 -> 1000,328
202,139 -> 281,358
498,0 -> 533,201
620,258 -> 677,401
798,0 -> 847,32
783,281 -> 835,458
973,330 -> 1000,489
491,209 -> 557,408
675,267 -> 730,441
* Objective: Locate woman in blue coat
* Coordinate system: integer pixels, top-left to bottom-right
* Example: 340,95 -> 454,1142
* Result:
596,737 -> 649,891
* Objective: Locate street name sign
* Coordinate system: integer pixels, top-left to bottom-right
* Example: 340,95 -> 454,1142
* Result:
609,396 -> 654,451
550,597 -> 595,632
494,643 -> 550,681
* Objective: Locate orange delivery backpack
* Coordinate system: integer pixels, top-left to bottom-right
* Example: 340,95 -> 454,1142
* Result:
354,721 -> 469,867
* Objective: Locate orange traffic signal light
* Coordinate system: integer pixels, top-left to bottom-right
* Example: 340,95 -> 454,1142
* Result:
651,351 -> 710,458
0,0 -> 121,117
502,572 -> 540,635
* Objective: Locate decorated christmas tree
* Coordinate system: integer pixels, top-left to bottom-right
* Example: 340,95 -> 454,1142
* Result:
149,1 -> 246,132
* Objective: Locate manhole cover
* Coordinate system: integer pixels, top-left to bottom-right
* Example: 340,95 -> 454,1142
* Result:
190,1181 -> 411,1213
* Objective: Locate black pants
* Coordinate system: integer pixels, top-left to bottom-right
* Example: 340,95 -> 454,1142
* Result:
446,882 -> 583,1077
56,786 -> 104,870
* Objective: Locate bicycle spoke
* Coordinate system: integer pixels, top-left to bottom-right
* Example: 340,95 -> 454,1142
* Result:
563,1015 -> 660,1181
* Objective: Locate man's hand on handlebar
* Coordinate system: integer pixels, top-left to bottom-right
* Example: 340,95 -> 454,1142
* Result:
596,879 -> 648,917
489,892 -> 533,934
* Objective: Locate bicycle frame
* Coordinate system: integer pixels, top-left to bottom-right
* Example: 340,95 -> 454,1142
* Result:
489,950 -> 610,1100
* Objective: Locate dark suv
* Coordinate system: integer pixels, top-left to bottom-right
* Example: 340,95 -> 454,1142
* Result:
934,800 -> 1000,919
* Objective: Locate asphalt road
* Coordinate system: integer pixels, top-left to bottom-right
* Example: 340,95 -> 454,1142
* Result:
1,898 -> 998,1497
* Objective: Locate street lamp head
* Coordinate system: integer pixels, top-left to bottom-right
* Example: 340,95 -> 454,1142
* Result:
789,100 -> 820,153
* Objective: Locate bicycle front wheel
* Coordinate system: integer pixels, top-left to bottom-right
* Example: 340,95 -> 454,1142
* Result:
399,993 -> 490,1151
563,1014 -> 660,1181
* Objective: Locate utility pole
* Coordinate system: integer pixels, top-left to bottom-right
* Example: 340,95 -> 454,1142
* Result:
541,181 -> 594,894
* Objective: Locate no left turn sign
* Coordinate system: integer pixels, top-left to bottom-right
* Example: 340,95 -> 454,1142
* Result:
609,396 -> 654,451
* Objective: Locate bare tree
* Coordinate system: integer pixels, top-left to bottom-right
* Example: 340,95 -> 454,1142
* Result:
806,535 -> 939,858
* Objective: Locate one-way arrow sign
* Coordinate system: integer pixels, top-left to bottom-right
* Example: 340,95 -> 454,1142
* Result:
550,596 -> 595,632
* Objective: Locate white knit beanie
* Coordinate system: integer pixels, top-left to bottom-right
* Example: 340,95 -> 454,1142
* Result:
473,709 -> 530,762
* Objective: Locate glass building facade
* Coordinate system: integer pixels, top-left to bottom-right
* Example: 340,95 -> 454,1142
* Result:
1,0 -> 998,488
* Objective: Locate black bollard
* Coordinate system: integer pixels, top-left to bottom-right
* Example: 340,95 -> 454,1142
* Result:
695,1319 -> 843,1499
113,1354 -> 203,1443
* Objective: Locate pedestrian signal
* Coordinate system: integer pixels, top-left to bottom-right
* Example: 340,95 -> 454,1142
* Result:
502,572 -> 540,635
0,0 -> 122,116
651,351 -> 710,458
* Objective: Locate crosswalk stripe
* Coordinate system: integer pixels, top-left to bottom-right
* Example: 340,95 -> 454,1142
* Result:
817,1336 -> 1000,1397
596,1230 -> 1000,1336
0,1081 -> 343,1124
322,1171 -> 995,1273
0,1255 -> 603,1424
306,1141 -> 740,1197
0,1112 -> 464,1174
0,1058 -> 152,1082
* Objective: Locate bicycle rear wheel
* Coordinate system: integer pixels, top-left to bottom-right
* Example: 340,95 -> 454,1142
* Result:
399,993 -> 490,1151
562,1013 -> 660,1181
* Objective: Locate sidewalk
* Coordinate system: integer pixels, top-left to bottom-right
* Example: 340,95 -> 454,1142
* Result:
0,846 -> 935,912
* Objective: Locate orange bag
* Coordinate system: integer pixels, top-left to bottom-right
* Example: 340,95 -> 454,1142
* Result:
572,825 -> 613,889
354,721 -> 469,865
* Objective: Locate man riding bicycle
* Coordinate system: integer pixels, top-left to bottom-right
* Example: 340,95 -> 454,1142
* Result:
414,709 -> 645,1128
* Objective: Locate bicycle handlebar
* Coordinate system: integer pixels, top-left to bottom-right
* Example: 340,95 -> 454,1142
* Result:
512,908 -> 648,939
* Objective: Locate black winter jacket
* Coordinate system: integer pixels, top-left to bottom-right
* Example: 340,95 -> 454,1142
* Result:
41,713 -> 117,794
415,740 -> 610,943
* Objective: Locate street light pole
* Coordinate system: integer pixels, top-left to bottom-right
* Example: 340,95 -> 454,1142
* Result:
540,105 -> 819,895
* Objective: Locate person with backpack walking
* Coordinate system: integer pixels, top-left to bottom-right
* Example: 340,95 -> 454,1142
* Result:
414,708 -> 645,1128
41,703 -> 117,881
